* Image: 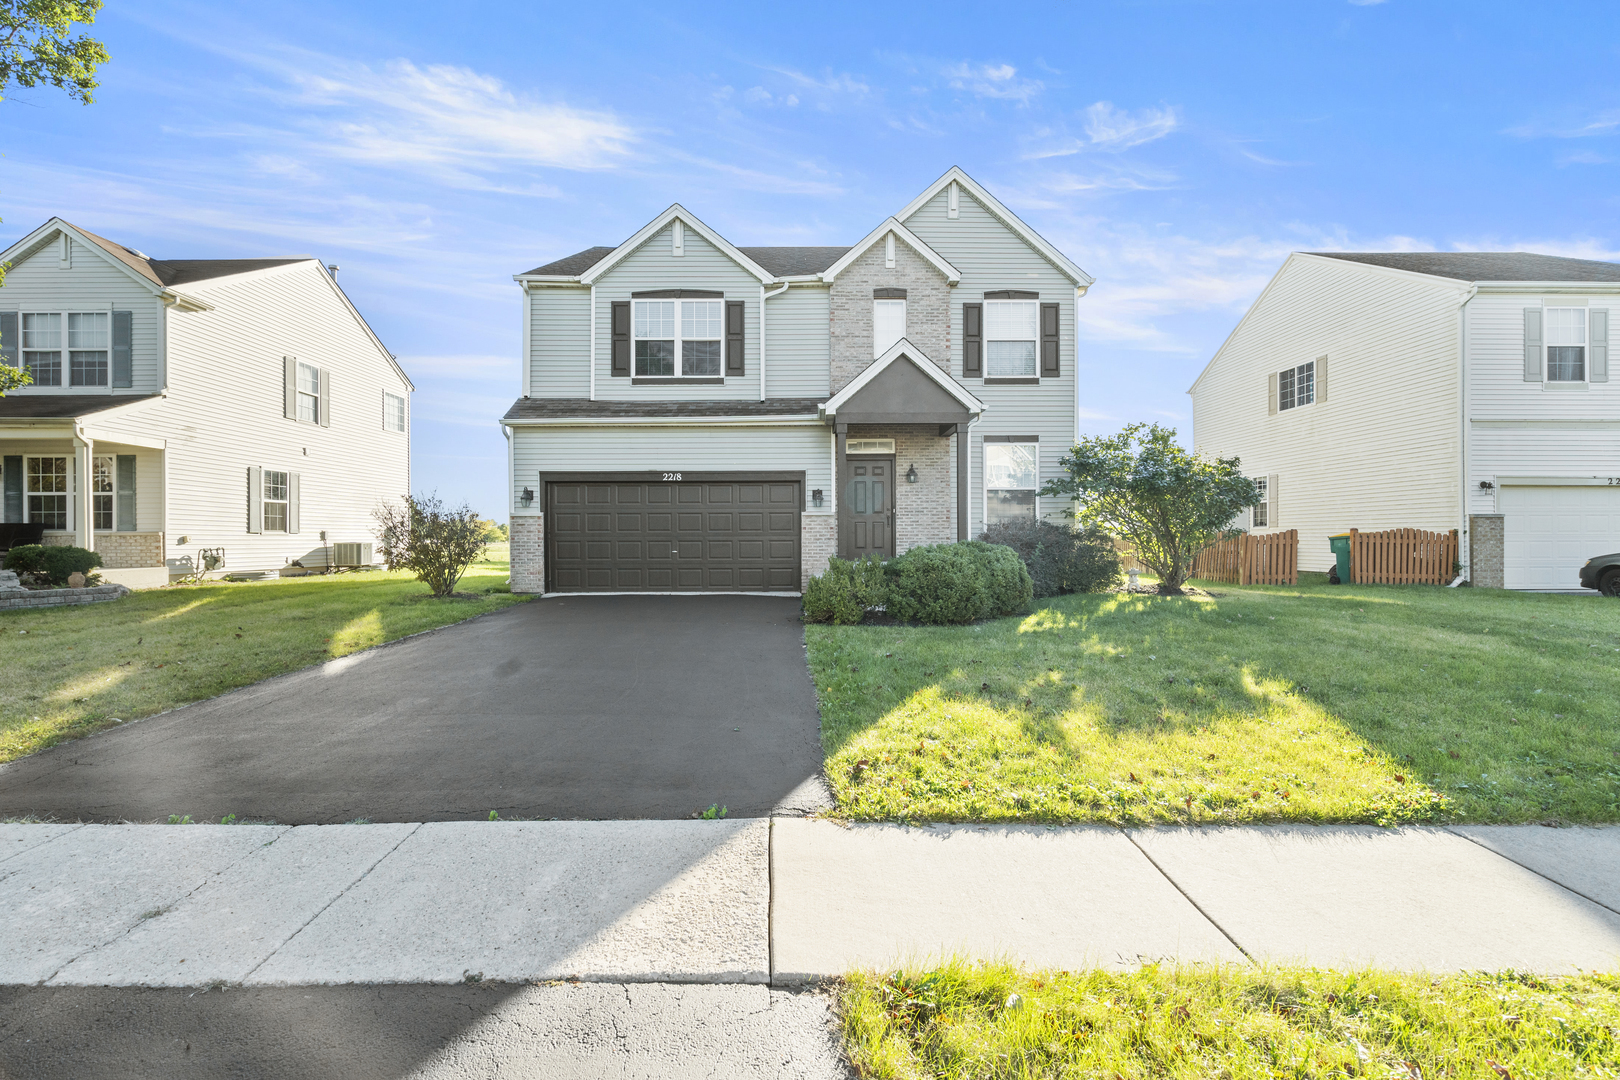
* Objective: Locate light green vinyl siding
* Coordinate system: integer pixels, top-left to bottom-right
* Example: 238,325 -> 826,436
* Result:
590,224 -> 763,401
764,284 -> 829,397
528,287 -> 590,398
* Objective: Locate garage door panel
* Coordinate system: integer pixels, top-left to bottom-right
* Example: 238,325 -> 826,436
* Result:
648,513 -> 673,530
1502,485 -> 1620,590
739,513 -> 764,531
739,540 -> 764,558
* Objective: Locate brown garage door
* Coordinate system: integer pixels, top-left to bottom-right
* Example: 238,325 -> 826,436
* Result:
548,478 -> 801,592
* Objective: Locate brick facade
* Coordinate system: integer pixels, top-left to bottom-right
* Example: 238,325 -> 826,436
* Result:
828,237 -> 952,391
510,513 -> 544,594
845,424 -> 956,555
42,530 -> 164,568
1468,514 -> 1504,589
801,514 -> 836,589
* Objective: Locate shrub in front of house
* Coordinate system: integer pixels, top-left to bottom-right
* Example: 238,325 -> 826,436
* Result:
979,518 -> 1123,597
886,541 -> 1033,625
802,556 -> 889,624
2,544 -> 104,588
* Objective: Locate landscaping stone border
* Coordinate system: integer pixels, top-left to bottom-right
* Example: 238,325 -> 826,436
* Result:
0,584 -> 130,611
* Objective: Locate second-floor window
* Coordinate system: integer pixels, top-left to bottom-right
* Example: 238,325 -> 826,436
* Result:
1545,307 -> 1587,382
634,299 -> 722,377
873,299 -> 906,358
20,312 -> 109,387
296,361 -> 321,422
985,301 -> 1038,378
1278,360 -> 1315,411
384,391 -> 406,432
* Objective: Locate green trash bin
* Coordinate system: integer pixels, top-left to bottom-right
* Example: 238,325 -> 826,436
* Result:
1329,533 -> 1352,584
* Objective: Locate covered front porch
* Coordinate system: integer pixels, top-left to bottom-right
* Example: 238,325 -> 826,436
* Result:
0,398 -> 168,589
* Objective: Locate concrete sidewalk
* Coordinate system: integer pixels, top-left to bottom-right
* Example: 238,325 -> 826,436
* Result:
2,820 -> 1618,988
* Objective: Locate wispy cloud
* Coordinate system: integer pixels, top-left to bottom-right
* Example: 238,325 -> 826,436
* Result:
945,62 -> 1042,103
1084,101 -> 1181,149
1504,110 -> 1620,139
743,85 -> 799,107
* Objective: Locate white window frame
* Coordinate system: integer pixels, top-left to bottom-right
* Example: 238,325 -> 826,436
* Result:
20,310 -> 111,388
632,298 -> 725,378
24,455 -> 71,529
295,361 -> 321,423
383,390 -> 407,433
92,455 -> 114,531
262,468 -> 290,533
1251,476 -> 1268,529
984,300 -> 1039,379
873,299 -> 906,358
1277,360 -> 1315,412
983,440 -> 1039,526
1543,304 -> 1588,385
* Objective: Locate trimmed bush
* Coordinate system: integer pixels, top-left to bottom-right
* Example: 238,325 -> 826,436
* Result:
3,544 -> 104,587
803,556 -> 888,624
979,519 -> 1123,597
887,541 -> 1033,625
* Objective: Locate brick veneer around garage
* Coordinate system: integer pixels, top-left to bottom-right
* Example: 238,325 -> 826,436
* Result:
1468,514 -> 1504,589
510,513 -> 543,594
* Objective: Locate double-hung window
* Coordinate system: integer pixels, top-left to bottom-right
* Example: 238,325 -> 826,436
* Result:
1278,360 -> 1315,411
633,299 -> 723,377
20,312 -> 110,386
384,391 -> 406,432
26,456 -> 69,529
296,361 -> 321,423
1251,476 -> 1268,529
92,456 -> 114,530
262,470 -> 289,532
69,312 -> 109,386
873,299 -> 906,358
984,301 -> 1038,378
21,313 -> 62,386
985,440 -> 1038,525
1545,307 -> 1587,382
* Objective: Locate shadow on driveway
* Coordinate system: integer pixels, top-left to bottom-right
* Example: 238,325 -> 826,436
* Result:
0,596 -> 828,824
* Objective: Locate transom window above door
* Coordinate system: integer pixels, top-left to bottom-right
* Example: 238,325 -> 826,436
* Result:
984,301 -> 1038,378
634,299 -> 723,377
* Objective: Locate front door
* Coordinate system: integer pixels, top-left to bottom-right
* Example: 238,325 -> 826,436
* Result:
843,456 -> 893,559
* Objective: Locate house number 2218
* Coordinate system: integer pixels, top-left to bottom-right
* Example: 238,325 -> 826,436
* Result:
662,473 -> 683,481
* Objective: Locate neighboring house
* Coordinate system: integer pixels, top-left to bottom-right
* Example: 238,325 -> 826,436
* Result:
1189,251 -> 1620,590
501,167 -> 1093,594
0,219 -> 413,586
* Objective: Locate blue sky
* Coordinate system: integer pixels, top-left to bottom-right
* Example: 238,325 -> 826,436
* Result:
4,0 -> 1617,519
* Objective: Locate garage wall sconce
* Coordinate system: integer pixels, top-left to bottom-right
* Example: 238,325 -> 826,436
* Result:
811,489 -> 824,508
520,487 -> 535,506
905,464 -> 918,483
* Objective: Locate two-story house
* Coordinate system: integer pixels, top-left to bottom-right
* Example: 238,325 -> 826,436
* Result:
501,167 -> 1094,594
1189,251 -> 1620,590
0,219 -> 413,586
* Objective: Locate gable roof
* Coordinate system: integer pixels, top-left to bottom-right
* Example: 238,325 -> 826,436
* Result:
1306,251 -> 1620,284
819,218 -> 960,285
737,246 -> 850,278
821,337 -> 983,420
896,166 -> 1094,288
576,204 -> 776,286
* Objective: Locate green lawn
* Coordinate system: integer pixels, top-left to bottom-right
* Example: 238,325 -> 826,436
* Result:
807,583 -> 1620,825
841,961 -> 1620,1080
0,559 -> 529,764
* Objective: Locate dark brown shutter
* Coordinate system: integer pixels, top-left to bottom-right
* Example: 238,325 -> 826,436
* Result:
726,300 -> 744,376
112,311 -> 133,387
963,303 -> 982,378
611,301 -> 631,377
1040,302 -> 1060,378
1,312 -> 19,370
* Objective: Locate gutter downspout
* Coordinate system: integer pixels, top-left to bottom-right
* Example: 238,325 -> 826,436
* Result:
1457,284 -> 1477,578
760,281 -> 789,402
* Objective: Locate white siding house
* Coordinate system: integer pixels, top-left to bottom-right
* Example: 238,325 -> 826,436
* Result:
1190,251 -> 1620,590
0,219 -> 413,586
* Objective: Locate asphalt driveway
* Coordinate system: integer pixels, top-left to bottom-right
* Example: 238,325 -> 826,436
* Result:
0,596 -> 830,824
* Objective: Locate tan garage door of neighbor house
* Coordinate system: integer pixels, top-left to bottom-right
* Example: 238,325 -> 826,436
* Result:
1500,483 -> 1620,590
547,478 -> 801,592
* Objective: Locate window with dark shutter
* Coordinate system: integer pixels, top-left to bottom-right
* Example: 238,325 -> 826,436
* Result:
116,455 -> 136,531
112,311 -> 133,388
2,456 -> 20,523
963,303 -> 982,378
1040,302 -> 1060,377
0,312 -> 17,371
611,301 -> 631,377
726,300 -> 744,376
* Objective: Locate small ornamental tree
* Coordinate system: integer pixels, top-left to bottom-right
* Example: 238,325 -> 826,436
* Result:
1040,423 -> 1257,594
372,493 -> 487,598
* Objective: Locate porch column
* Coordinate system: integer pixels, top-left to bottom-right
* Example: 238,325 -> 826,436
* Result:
74,431 -> 94,551
834,423 -> 848,559
956,424 -> 968,541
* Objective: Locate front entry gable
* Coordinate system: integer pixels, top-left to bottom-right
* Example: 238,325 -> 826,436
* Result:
822,337 -> 983,426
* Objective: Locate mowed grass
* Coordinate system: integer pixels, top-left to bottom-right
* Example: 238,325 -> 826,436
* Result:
0,556 -> 528,764
841,961 -> 1620,1080
806,584 -> 1620,825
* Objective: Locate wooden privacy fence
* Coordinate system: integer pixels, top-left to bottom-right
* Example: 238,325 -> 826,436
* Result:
1350,527 -> 1458,585
1190,530 -> 1298,585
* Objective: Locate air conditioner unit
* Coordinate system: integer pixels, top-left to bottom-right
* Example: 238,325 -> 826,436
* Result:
332,542 -> 373,568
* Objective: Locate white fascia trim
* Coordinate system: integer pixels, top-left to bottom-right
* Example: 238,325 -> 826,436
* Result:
895,167 -> 1095,288
1472,281 -> 1620,293
160,289 -> 214,313
3,218 -> 168,296
819,217 -> 959,285
80,427 -> 167,449
821,337 -> 984,417
515,273 -> 589,284
504,415 -> 824,428
580,204 -> 776,286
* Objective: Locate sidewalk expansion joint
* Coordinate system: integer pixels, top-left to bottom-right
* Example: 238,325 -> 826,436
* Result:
1443,826 -> 1620,918
767,818 -> 777,988
1122,829 -> 1255,964
239,821 -> 424,983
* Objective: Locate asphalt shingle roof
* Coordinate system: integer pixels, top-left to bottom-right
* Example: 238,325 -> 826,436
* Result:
522,247 -> 617,277
736,247 -> 850,276
1308,251 -> 1620,283
0,394 -> 160,419
67,221 -> 311,287
503,397 -> 826,422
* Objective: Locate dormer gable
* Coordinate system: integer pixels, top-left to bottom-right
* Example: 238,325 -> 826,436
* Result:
578,204 -> 776,286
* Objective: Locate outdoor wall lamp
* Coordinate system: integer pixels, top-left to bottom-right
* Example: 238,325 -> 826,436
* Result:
520,487 -> 535,506
1478,480 -> 1494,490
811,489 -> 824,508
905,464 -> 918,484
